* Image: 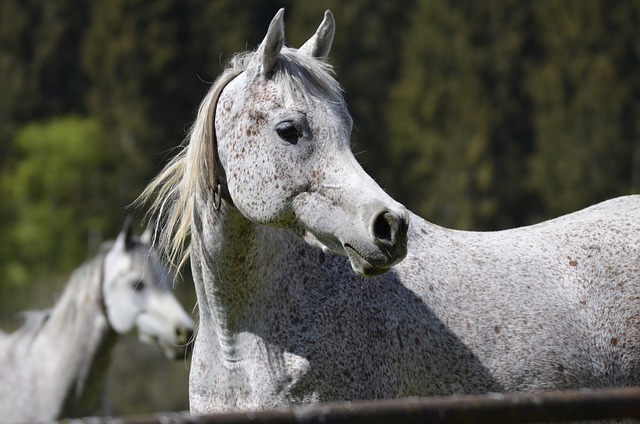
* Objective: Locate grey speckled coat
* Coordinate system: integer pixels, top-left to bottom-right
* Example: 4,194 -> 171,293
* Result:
143,9 -> 640,415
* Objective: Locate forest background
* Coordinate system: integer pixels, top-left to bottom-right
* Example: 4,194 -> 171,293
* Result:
1,0 -> 639,416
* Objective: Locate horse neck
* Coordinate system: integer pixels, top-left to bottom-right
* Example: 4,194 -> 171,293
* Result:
191,193 -> 294,343
40,254 -> 118,417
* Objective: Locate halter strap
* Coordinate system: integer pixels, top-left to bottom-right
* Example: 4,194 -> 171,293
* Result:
207,72 -> 242,210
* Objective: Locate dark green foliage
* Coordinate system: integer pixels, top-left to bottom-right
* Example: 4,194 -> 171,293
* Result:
385,0 -> 639,229
526,1 -> 640,221
385,1 -> 537,229
2,117 -> 108,286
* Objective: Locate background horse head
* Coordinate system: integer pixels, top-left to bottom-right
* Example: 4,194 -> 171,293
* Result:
102,217 -> 194,360
0,216 -> 194,422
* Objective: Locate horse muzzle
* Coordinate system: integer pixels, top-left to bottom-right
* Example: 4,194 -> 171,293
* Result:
345,208 -> 409,277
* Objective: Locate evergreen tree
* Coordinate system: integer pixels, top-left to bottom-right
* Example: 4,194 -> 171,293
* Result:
2,117 -> 107,287
0,0 -> 90,163
527,0 -> 640,220
386,0 -> 534,229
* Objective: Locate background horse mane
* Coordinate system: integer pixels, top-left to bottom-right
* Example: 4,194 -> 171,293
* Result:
12,252 -> 106,342
139,46 -> 344,269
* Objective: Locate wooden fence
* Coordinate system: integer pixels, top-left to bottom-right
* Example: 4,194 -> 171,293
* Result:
60,387 -> 640,423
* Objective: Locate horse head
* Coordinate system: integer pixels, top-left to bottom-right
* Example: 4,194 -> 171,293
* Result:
102,217 -> 194,359
210,9 -> 409,276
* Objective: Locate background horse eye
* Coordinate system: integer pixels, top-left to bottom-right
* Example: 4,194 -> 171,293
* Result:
276,123 -> 299,144
131,280 -> 145,292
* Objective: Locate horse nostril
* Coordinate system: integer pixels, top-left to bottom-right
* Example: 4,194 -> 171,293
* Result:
175,327 -> 193,344
372,210 -> 409,254
373,211 -> 397,244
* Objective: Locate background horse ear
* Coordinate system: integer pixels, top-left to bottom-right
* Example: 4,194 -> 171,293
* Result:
115,215 -> 136,251
140,219 -> 155,245
252,8 -> 285,78
298,10 -> 335,61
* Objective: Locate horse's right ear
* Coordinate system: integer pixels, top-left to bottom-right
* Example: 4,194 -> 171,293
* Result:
249,8 -> 285,78
115,215 -> 136,251
299,10 -> 335,61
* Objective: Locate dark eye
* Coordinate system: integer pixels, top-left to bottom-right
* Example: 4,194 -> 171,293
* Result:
276,122 -> 300,144
132,280 -> 145,292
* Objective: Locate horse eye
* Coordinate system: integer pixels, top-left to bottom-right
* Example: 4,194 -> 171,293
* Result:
276,122 -> 300,144
132,280 -> 145,292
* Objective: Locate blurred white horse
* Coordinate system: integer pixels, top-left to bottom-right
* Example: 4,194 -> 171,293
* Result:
0,217 -> 195,422
142,8 -> 640,414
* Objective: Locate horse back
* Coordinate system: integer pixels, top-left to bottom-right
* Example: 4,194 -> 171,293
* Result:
400,195 -> 640,391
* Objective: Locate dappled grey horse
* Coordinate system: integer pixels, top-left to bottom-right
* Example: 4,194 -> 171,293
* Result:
0,217 -> 194,422
141,9 -> 640,414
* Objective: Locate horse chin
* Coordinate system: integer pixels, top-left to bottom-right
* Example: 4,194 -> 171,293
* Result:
161,343 -> 191,361
138,332 -> 191,360
302,230 -> 393,277
302,230 -> 339,254
344,245 -> 392,277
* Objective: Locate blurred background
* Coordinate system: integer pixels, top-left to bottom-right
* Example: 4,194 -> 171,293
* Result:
1,0 -> 639,416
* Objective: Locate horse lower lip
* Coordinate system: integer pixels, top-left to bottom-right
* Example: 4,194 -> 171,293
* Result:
344,245 -> 390,277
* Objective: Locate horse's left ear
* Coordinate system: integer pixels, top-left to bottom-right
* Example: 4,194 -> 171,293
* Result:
299,10 -> 335,61
140,219 -> 155,245
115,215 -> 136,251
251,8 -> 285,78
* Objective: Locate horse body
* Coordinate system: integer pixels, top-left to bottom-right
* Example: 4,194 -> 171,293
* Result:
0,219 -> 195,422
142,9 -> 640,414
188,191 -> 640,413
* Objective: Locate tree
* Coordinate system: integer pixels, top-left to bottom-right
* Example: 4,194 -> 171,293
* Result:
2,117 -> 108,288
526,0 -> 640,220
0,0 -> 90,164
385,0 -> 534,230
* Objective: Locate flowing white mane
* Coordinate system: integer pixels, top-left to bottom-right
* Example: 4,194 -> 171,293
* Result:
13,253 -> 105,341
139,47 -> 344,269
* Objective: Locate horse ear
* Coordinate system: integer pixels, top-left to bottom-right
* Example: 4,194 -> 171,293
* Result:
298,10 -> 335,61
140,219 -> 155,245
115,215 -> 136,251
253,8 -> 285,77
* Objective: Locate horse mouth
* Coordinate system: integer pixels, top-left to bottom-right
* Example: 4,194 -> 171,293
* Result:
162,343 -> 192,360
138,329 -> 194,360
303,231 -> 396,277
344,244 -> 392,277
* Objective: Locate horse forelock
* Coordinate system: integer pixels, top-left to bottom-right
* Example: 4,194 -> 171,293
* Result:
139,46 -> 344,270
273,47 -> 343,104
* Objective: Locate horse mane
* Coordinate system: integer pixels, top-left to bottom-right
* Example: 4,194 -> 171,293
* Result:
12,251 -> 106,343
138,46 -> 344,269
16,310 -> 52,336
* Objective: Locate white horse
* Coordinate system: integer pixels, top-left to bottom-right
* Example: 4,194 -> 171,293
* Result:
141,9 -> 640,414
0,217 -> 195,422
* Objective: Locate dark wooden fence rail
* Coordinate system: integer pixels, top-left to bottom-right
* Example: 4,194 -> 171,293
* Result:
60,387 -> 640,424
